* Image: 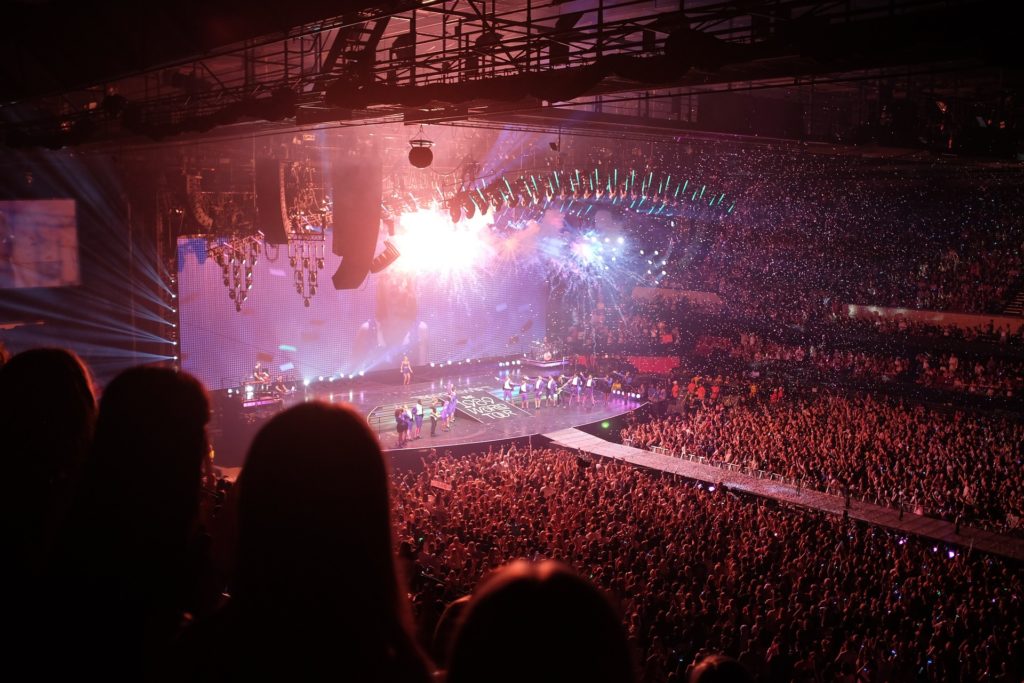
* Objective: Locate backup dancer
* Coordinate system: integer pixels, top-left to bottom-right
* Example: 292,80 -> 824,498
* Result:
413,399 -> 424,439
570,372 -> 582,406
499,375 -> 514,402
444,386 -> 458,429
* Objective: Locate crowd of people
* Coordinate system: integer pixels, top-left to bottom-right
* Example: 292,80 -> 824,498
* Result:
620,389 -> 1024,533
3,348 -> 652,681
710,332 -> 1024,399
6,343 -> 1024,681
642,151 -> 1024,320
394,446 -> 1024,682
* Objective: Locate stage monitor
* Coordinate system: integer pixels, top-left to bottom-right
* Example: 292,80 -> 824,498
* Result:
0,199 -> 79,289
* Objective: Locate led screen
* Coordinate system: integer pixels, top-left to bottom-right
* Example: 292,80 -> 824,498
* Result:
0,199 -> 79,289
178,222 -> 547,389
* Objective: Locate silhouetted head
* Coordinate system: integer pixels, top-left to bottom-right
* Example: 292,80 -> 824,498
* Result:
432,595 -> 471,670
689,655 -> 753,683
447,560 -> 635,683
236,402 -> 400,611
80,366 -> 210,564
0,348 -> 96,569
231,402 -> 427,678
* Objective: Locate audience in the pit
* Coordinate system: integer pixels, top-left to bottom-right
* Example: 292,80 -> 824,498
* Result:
51,366 -> 212,679
393,447 -> 1024,682
173,402 -> 431,682
446,559 -> 636,683
620,390 -> 1024,532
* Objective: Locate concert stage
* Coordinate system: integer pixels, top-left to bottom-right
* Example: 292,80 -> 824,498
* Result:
209,365 -> 644,468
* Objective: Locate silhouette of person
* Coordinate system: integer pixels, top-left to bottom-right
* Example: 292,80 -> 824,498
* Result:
52,366 -> 211,680
447,560 -> 635,683
0,348 -> 96,577
173,402 -> 430,682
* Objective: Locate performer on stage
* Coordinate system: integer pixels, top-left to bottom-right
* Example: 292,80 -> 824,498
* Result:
252,362 -> 271,393
546,375 -> 557,408
446,385 -> 457,428
395,406 -> 408,447
272,376 -> 291,397
429,399 -> 439,437
520,376 -> 530,410
585,373 -> 596,406
534,375 -> 545,409
441,386 -> 457,431
499,375 -> 513,402
570,372 -> 582,407
413,399 -> 424,439
400,354 -> 413,385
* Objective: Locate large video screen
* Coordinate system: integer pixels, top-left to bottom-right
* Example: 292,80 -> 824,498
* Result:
0,199 -> 79,289
178,215 -> 548,390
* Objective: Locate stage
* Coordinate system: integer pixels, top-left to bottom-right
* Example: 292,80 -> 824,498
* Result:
208,364 -> 644,468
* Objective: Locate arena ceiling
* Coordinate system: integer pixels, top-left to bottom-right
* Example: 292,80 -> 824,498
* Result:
1,0 -> 1021,158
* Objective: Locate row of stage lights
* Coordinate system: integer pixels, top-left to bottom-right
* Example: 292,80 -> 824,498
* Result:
446,168 -> 735,223
610,389 -> 644,400
429,359 -> 482,368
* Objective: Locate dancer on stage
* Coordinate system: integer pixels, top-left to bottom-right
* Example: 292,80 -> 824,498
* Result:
395,406 -> 408,447
585,373 -> 596,406
534,375 -> 545,409
400,354 -> 413,385
499,375 -> 513,402
520,376 -> 530,410
546,375 -> 557,408
413,399 -> 424,439
447,385 -> 457,428
429,399 -> 439,437
441,386 -> 457,431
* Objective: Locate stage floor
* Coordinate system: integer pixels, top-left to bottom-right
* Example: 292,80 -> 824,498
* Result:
210,367 -> 643,466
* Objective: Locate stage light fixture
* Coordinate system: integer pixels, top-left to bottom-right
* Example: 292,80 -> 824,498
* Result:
448,200 -> 462,224
369,240 -> 401,274
408,130 -> 434,168
288,239 -> 325,307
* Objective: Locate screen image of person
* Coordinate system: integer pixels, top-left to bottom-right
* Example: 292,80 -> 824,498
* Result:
0,211 -> 15,288
353,271 -> 428,369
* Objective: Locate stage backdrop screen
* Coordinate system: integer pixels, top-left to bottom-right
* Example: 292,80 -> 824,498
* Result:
178,228 -> 547,390
0,199 -> 79,289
